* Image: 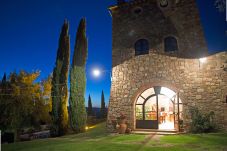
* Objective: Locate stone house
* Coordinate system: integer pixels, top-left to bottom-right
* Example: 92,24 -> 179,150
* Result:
107,0 -> 227,132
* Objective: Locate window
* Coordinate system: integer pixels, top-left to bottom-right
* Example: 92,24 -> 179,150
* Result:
135,39 -> 149,56
145,96 -> 157,120
141,88 -> 155,98
164,36 -> 178,52
160,0 -> 168,7
160,87 -> 176,99
133,7 -> 143,15
136,105 -> 143,120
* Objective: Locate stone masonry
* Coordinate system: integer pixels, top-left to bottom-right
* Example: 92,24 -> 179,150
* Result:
107,0 -> 226,132
109,0 -> 208,67
107,51 -> 227,131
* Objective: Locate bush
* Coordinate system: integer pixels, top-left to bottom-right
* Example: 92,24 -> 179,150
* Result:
189,107 -> 216,133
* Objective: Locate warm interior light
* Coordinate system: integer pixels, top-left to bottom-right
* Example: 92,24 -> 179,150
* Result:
199,58 -> 207,63
160,87 -> 176,99
85,126 -> 89,130
92,69 -> 101,77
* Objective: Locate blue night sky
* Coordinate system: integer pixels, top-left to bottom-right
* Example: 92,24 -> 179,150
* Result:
0,0 -> 226,107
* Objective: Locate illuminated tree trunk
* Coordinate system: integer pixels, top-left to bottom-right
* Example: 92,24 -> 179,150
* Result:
69,18 -> 88,133
51,20 -> 70,136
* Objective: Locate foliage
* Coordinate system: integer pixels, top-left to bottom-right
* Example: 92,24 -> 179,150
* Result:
51,20 -> 70,136
41,75 -> 52,113
72,18 -> 88,67
0,71 -> 51,139
215,0 -> 226,12
100,90 -> 106,118
87,94 -> 93,116
189,107 -> 216,133
69,18 -> 88,133
70,67 -> 87,132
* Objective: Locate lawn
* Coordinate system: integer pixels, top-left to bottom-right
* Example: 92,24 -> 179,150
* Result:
2,123 -> 227,151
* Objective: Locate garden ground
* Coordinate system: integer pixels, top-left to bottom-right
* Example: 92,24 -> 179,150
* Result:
2,122 -> 227,151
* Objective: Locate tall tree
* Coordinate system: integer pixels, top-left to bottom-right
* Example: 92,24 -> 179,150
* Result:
2,73 -> 6,84
69,18 -> 88,133
42,75 -> 52,112
0,73 -> 9,132
100,90 -> 106,118
51,20 -> 70,136
0,71 -> 49,140
215,0 -> 226,12
87,95 -> 93,116
214,0 -> 227,34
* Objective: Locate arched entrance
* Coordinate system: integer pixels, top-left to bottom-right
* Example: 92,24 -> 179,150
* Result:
135,86 -> 183,130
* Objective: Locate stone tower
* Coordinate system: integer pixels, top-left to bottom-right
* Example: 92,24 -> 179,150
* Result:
107,0 -> 227,133
109,0 -> 208,67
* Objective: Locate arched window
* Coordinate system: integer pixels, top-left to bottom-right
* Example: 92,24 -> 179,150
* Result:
164,36 -> 178,52
135,39 -> 149,56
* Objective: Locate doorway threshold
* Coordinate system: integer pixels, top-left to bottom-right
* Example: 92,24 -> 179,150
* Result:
133,129 -> 178,135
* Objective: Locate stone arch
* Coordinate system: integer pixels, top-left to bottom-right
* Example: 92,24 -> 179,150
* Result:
134,39 -> 149,56
164,36 -> 179,52
130,81 -> 185,130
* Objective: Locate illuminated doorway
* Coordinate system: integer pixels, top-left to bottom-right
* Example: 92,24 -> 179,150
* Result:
135,86 -> 183,130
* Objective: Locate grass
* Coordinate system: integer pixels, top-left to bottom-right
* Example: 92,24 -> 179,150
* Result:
2,123 -> 227,151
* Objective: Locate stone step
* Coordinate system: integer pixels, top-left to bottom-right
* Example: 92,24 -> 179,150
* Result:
135,129 -> 178,133
132,130 -> 180,135
132,131 -> 179,135
133,131 -> 178,135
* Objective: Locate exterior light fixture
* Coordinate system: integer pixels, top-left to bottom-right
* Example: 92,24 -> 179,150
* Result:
199,58 -> 207,63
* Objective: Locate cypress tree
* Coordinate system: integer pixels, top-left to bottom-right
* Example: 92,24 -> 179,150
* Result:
51,20 -> 70,136
0,73 -> 7,96
2,73 -> 6,84
1,73 -> 7,91
87,95 -> 92,116
69,18 -> 88,133
100,90 -> 106,118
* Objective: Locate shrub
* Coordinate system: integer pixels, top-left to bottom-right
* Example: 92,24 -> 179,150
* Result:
189,107 -> 216,133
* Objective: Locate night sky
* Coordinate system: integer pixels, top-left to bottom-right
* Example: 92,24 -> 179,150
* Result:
0,0 -> 226,107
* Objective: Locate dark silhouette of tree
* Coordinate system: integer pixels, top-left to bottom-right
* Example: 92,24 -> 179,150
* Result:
69,18 -> 88,133
1,73 -> 6,84
100,90 -> 106,118
87,95 -> 93,116
215,0 -> 226,12
51,20 -> 70,136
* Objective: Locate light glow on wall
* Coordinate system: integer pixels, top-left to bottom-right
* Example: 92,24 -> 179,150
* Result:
199,57 -> 207,63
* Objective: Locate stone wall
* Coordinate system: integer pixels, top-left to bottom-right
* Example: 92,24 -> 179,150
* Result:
107,51 -> 227,131
225,104 -> 227,130
109,0 -> 208,67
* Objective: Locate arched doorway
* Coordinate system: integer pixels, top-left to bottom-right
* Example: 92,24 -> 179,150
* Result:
135,86 -> 183,130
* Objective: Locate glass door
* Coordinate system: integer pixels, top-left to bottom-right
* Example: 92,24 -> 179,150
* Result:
158,94 -> 174,130
135,87 -> 182,130
136,95 -> 158,129
173,94 -> 180,131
